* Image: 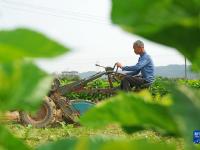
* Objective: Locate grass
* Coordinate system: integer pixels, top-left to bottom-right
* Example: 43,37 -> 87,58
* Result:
6,122 -> 184,149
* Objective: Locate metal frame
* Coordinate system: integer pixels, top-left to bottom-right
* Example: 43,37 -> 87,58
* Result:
48,63 -> 126,123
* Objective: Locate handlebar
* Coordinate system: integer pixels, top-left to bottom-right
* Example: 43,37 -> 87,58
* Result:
95,63 -> 119,73
95,64 -> 106,69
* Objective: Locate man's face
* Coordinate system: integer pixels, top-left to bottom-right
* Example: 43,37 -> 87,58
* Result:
133,45 -> 143,55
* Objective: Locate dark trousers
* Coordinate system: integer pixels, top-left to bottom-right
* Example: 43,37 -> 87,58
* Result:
120,75 -> 148,91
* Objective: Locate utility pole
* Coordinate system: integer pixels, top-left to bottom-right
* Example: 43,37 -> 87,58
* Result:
184,57 -> 187,79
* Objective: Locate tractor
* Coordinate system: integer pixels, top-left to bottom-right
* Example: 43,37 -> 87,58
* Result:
19,63 -> 125,127
19,63 -> 151,127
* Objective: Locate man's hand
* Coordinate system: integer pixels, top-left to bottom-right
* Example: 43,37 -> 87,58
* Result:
116,62 -> 123,68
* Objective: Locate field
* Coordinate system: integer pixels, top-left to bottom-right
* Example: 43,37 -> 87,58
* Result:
7,123 -> 184,149
5,77 -> 200,149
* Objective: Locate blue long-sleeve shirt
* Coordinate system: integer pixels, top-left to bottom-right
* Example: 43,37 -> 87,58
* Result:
122,52 -> 155,83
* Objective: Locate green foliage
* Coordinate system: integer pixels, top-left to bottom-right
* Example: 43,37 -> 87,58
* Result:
7,123 -> 184,148
64,77 -> 199,102
0,28 -> 69,111
59,75 -> 80,86
37,137 -> 176,150
80,86 -> 200,149
0,28 -> 69,149
1,0 -> 200,148
60,79 -> 74,86
111,0 -> 200,70
87,79 -> 110,89
0,28 -> 69,62
0,61 -> 52,111
150,77 -> 200,101
80,92 -> 179,135
149,77 -> 169,99
64,79 -> 118,101
78,0 -> 200,146
0,125 -> 30,150
178,79 -> 200,89
65,91 -> 112,101
169,85 -> 200,149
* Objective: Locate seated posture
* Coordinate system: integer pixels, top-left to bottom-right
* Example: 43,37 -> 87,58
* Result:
116,40 -> 155,91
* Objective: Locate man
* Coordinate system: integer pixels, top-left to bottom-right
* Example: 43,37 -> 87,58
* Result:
116,40 -> 155,91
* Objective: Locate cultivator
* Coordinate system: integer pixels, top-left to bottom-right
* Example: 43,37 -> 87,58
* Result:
19,63 -> 127,127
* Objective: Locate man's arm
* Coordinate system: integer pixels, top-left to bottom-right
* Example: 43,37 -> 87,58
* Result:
122,56 -> 150,72
116,62 -> 139,75
125,70 -> 140,76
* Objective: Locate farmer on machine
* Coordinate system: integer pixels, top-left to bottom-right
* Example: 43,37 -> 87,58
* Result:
116,40 -> 155,91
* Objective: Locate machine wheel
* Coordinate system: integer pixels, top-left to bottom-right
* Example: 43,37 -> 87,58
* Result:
19,97 -> 56,128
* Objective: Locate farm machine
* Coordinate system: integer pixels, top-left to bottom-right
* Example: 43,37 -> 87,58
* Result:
19,63 -> 126,127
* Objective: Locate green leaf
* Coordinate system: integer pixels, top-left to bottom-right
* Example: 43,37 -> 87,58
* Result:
0,28 -> 69,62
111,0 -> 200,70
0,28 -> 70,111
80,92 -> 179,135
0,61 -> 53,111
169,86 -> 200,149
0,125 -> 30,150
0,28 -> 71,149
37,137 -> 176,150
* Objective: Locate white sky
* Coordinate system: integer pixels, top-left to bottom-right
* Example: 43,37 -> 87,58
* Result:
0,0 -> 187,73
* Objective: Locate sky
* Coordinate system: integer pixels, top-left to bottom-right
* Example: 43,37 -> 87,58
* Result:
0,0 -> 187,73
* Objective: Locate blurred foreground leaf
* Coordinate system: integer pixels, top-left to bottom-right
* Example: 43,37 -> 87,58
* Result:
80,92 -> 179,135
0,28 -> 70,149
169,86 -> 200,149
80,85 -> 200,149
0,28 -> 69,62
0,125 -> 30,150
111,0 -> 200,70
0,28 -> 69,111
37,137 -> 175,150
0,61 -> 52,111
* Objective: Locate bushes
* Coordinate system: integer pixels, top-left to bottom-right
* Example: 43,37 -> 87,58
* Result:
64,79 -> 116,101
178,79 -> 200,89
62,77 -> 200,101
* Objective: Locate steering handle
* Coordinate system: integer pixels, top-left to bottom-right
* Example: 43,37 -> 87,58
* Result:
95,64 -> 106,69
95,63 -> 119,72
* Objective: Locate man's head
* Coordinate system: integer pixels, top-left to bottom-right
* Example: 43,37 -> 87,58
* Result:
133,40 -> 144,55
